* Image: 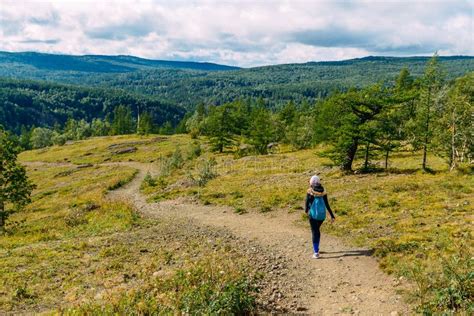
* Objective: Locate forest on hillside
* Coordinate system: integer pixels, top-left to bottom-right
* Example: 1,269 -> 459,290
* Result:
0,53 -> 473,109
0,79 -> 185,134
83,56 -> 474,108
184,57 -> 473,172
10,55 -> 473,173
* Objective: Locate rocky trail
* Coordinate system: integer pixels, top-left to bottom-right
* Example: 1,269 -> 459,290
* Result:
105,162 -> 410,315
29,161 -> 410,314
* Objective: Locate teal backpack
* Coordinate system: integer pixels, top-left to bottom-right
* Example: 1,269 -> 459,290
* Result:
309,196 -> 326,220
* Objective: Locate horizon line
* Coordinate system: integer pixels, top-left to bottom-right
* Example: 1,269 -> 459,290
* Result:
1,49 -> 473,69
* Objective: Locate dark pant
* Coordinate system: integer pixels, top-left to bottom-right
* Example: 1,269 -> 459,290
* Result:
309,218 -> 324,253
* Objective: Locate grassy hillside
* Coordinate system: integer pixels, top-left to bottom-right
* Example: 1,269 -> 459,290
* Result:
19,135 -> 191,164
7,135 -> 473,312
141,136 -> 473,312
2,139 -> 259,314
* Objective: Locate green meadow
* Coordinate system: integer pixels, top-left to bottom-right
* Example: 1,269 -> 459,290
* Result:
3,134 -> 472,313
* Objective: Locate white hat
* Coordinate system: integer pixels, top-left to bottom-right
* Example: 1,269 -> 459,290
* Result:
309,175 -> 320,186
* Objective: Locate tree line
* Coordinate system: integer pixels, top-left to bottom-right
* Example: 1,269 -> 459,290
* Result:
2,54 -> 473,111
0,78 -> 185,134
185,55 -> 472,172
4,55 -> 472,172
17,104 -> 183,150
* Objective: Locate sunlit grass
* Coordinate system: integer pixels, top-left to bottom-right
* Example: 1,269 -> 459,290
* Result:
1,137 -> 257,313
18,134 -> 195,164
12,135 -> 473,313
140,136 -> 472,312
0,164 -> 140,311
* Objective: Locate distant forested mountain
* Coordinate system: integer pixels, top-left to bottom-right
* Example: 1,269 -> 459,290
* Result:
84,56 -> 474,108
0,78 -> 185,133
0,51 -> 239,75
1,52 -> 472,109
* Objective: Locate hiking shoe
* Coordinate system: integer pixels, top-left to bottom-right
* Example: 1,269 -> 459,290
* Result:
312,253 -> 320,259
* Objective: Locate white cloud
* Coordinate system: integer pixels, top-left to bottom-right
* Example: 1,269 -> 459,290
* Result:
0,0 -> 472,67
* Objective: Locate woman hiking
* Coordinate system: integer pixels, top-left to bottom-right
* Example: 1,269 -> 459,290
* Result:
305,175 -> 335,259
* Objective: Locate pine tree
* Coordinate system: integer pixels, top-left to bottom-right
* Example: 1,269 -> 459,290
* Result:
159,121 -> 174,135
412,54 -> 444,170
278,100 -> 297,126
175,112 -> 192,134
248,104 -> 277,154
285,114 -> 315,150
376,68 -> 417,169
316,85 -> 397,171
395,67 -> 414,91
433,72 -> 473,170
137,112 -> 154,135
19,125 -> 32,150
0,129 -> 35,232
231,99 -> 251,136
111,105 -> 134,135
203,104 -> 237,153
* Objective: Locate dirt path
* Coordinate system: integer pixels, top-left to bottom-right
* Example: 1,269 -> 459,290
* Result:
105,162 -> 409,314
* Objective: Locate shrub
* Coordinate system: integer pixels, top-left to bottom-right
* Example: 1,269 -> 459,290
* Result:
64,202 -> 99,227
142,172 -> 157,187
187,142 -> 202,160
231,191 -> 244,199
158,147 -> 184,177
64,254 -> 257,315
234,207 -> 247,214
13,285 -> 34,300
402,241 -> 473,313
377,199 -> 400,208
189,158 -> 218,187
170,147 -> 184,169
52,132 -> 67,146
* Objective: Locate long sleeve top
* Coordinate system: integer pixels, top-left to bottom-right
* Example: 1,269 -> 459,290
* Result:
305,185 -> 335,219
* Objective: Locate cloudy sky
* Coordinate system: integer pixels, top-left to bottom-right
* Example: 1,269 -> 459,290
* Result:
1,0 -> 472,67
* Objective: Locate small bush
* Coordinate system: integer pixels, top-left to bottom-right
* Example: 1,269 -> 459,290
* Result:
142,172 -> 157,187
231,191 -> 244,199
209,192 -> 226,199
158,147 -> 185,177
456,163 -> 473,175
13,285 -> 34,300
402,242 -> 473,313
189,158 -> 218,187
337,209 -> 348,215
64,202 -> 100,227
377,199 -> 400,208
374,239 -> 420,257
392,183 -> 420,192
187,142 -> 202,160
64,208 -> 88,227
234,207 -> 247,214
170,147 -> 184,169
